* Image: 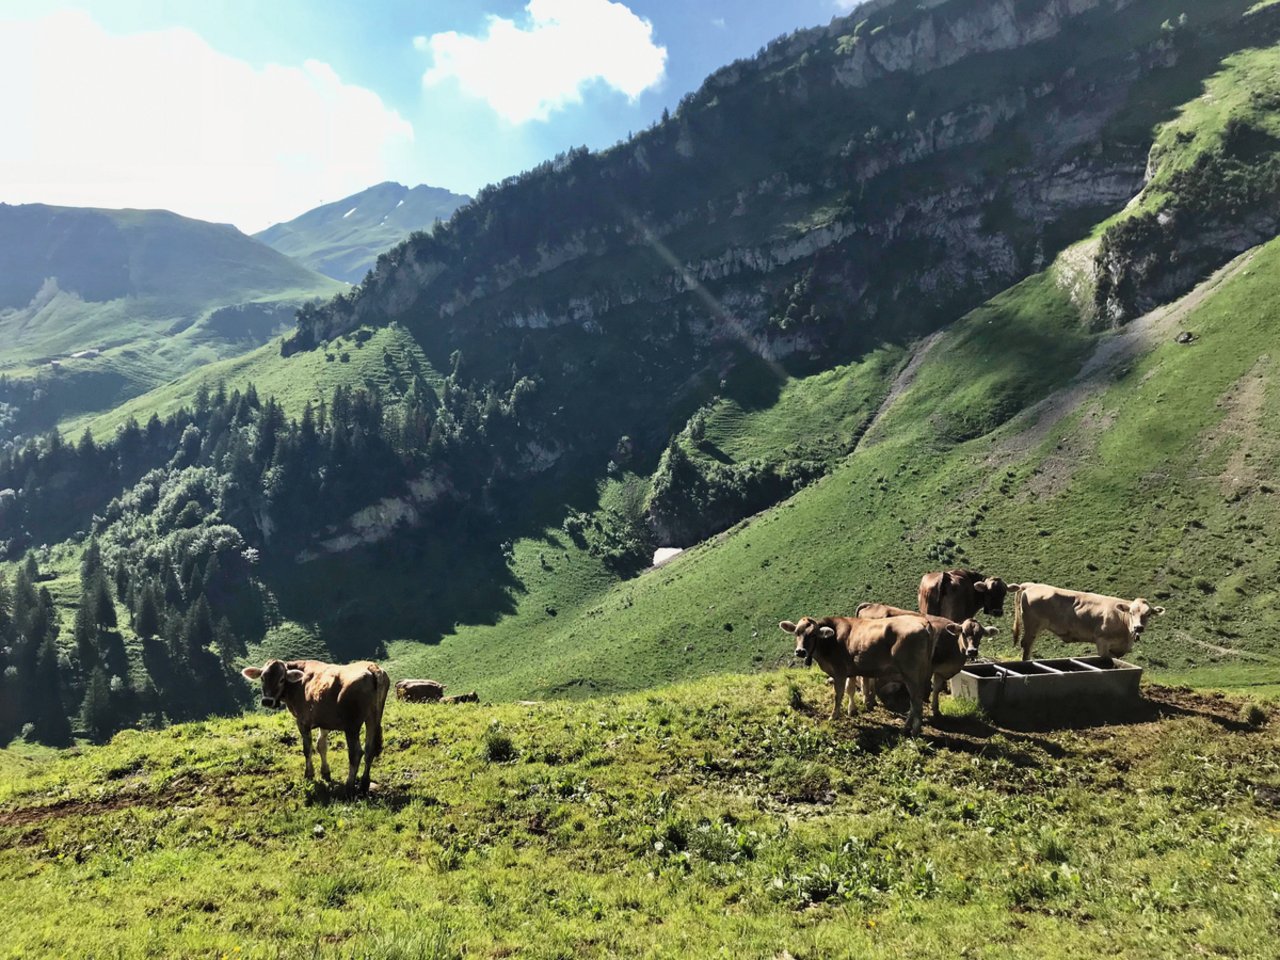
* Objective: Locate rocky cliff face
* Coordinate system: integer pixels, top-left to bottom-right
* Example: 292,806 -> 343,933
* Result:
293,0 -> 1221,373
281,0 -> 1276,528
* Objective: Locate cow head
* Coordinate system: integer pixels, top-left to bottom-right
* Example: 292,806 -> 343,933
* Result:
241,659 -> 304,709
779,617 -> 834,667
1117,599 -> 1165,643
972,577 -> 1010,618
958,619 -> 1000,661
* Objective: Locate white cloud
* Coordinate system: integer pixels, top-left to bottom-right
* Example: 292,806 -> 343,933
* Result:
422,0 -> 667,124
833,0 -> 863,11
711,18 -> 726,29
0,11 -> 415,232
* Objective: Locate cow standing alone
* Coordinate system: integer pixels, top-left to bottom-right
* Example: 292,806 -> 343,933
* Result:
1011,583 -> 1165,660
779,615 -> 945,735
242,659 -> 390,794
918,569 -> 1010,622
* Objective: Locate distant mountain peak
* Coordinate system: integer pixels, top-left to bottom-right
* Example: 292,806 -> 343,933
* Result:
254,182 -> 471,284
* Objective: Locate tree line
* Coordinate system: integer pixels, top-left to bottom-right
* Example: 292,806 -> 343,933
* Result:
0,357 -> 545,744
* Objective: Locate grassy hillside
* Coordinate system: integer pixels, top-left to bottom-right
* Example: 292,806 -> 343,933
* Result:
67,324 -> 444,440
255,182 -> 470,283
0,672 -> 1275,958
0,204 -> 342,436
373,231 -> 1280,702
9,0 -> 1280,750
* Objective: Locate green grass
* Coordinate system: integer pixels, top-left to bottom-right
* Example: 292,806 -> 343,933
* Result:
1,672 -> 1277,958
0,204 -> 343,433
698,347 -> 903,464
69,325 -> 442,439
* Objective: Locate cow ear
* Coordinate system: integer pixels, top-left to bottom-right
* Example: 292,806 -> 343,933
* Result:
241,666 -> 262,680
944,624 -> 961,637
973,581 -> 988,593
1115,602 -> 1130,614
1153,606 -> 1166,616
818,626 -> 836,640
284,669 -> 305,684
779,620 -> 797,633
984,626 -> 1000,637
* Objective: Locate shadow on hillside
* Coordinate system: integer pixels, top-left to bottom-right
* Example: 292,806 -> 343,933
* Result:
265,508 -> 523,659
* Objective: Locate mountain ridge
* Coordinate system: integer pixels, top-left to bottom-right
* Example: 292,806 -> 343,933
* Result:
254,181 -> 471,284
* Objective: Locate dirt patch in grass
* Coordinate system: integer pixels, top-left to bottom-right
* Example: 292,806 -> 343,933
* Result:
1198,354 -> 1276,494
859,330 -> 945,447
0,794 -> 141,829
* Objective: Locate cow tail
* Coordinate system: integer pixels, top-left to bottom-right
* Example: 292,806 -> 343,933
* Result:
369,669 -> 390,761
1012,586 -> 1024,647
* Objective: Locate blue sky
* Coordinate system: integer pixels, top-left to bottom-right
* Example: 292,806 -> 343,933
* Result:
0,0 -> 858,230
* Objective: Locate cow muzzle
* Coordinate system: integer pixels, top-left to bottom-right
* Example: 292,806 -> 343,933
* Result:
261,697 -> 285,709
794,647 -> 813,667
965,647 -> 980,661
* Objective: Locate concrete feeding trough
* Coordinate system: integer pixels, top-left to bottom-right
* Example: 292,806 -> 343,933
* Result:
950,656 -> 1143,720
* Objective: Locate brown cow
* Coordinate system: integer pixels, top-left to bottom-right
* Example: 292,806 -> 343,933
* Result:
855,603 -> 998,715
778,615 -> 943,735
395,678 -> 446,702
242,659 -> 390,794
918,569 -> 1011,622
1011,582 -> 1166,660
442,691 -> 480,704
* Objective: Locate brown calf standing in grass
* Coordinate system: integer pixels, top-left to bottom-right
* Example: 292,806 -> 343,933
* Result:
856,602 -> 999,715
779,615 -> 945,735
242,659 -> 389,794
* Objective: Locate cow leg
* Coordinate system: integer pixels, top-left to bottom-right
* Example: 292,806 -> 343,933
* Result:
862,676 -> 878,712
299,724 -> 315,780
931,674 -> 946,717
831,675 -> 846,721
317,730 -> 331,781
1020,619 -> 1040,661
900,677 -> 925,736
360,723 -> 375,793
344,726 -> 363,795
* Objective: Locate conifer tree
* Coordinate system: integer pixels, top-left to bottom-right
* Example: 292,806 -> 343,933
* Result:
93,575 -> 117,632
72,600 -> 97,673
134,584 -> 161,640
81,667 -> 115,743
185,594 -> 215,660
33,633 -> 71,746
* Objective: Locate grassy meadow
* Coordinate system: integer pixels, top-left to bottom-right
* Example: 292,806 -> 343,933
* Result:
1,671 -> 1277,959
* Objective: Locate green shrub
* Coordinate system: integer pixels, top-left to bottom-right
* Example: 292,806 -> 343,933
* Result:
1240,700 -> 1268,727
482,722 -> 516,762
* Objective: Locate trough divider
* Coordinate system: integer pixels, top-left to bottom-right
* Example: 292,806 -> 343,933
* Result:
1069,658 -> 1104,672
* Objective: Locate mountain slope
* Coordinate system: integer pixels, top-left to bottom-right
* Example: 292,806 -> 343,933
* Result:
385,233 -> 1280,700
0,203 -> 343,438
7,0 -> 1280,744
254,182 -> 471,283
